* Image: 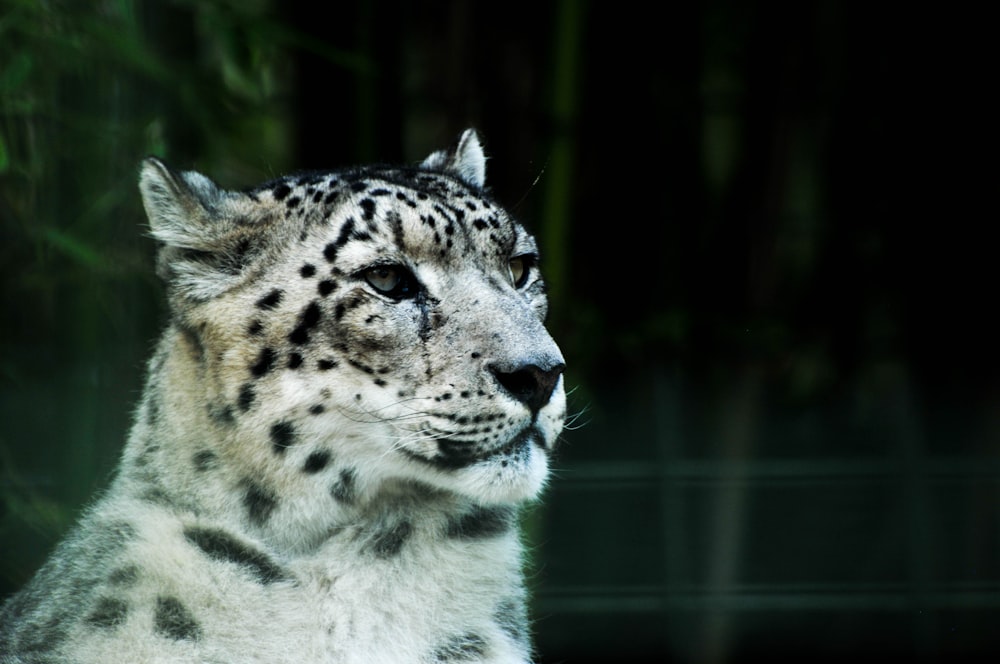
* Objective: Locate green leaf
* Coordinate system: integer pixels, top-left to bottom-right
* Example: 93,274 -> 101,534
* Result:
43,228 -> 105,269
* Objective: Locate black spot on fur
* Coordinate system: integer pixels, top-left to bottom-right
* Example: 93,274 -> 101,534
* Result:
289,301 -> 322,345
288,352 -> 303,369
318,358 -> 337,370
432,633 -> 488,661
285,195 -> 301,209
318,279 -> 336,296
193,450 -> 218,472
387,210 -> 405,248
250,347 -> 276,377
323,217 -> 357,266
323,242 -> 338,262
348,359 -> 375,375
446,506 -> 514,540
85,597 -> 129,629
271,183 -> 291,201
242,480 -> 277,526
256,289 -> 283,310
208,403 -> 235,425
350,181 -> 367,193
366,520 -> 412,559
324,190 -> 339,204
270,421 -> 296,454
184,526 -> 289,584
494,598 -> 528,644
360,198 -> 376,221
300,263 -> 316,278
140,486 -> 175,508
108,565 -> 140,587
331,468 -> 357,504
303,450 -> 331,474
309,404 -> 325,415
154,596 -> 202,641
247,319 -> 264,336
238,383 -> 256,412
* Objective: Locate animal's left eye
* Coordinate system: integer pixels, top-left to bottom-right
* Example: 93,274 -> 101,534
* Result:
508,255 -> 535,289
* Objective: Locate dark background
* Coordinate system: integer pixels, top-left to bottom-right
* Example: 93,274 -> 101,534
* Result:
1,1 -> 996,662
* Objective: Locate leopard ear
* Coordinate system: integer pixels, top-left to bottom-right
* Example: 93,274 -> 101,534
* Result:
420,128 -> 487,189
140,158 -> 226,250
139,158 -> 265,300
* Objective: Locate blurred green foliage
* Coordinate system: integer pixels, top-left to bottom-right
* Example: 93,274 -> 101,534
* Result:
0,0 -> 301,586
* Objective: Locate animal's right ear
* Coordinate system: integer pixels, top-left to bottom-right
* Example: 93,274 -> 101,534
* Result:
139,157 -> 225,251
139,158 -> 269,301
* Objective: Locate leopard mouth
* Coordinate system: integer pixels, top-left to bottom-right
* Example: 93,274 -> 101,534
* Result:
405,426 -> 543,470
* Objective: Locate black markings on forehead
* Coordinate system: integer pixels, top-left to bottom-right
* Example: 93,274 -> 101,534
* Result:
445,505 -> 514,540
431,632 -> 488,661
289,301 -> 322,345
250,347 -> 276,377
298,174 -> 324,187
256,289 -> 283,310
324,217 -> 358,263
317,358 -> 337,370
85,596 -> 129,629
184,526 -> 289,585
285,195 -> 301,210
365,520 -> 412,559
387,210 -> 405,249
360,198 -> 376,221
154,596 -> 202,641
288,352 -> 303,369
242,479 -> 277,526
300,263 -> 317,278
350,181 -> 367,193
271,183 -> 291,201
269,421 -> 297,454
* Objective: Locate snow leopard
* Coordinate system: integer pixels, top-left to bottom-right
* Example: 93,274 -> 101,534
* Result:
0,129 -> 566,664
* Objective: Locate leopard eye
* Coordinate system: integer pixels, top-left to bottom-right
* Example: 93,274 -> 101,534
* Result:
509,255 -> 534,289
363,265 -> 418,299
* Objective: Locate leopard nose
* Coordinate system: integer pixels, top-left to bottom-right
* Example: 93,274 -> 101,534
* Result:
489,362 -> 565,413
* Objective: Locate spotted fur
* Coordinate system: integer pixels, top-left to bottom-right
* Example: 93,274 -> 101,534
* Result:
0,130 -> 565,663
